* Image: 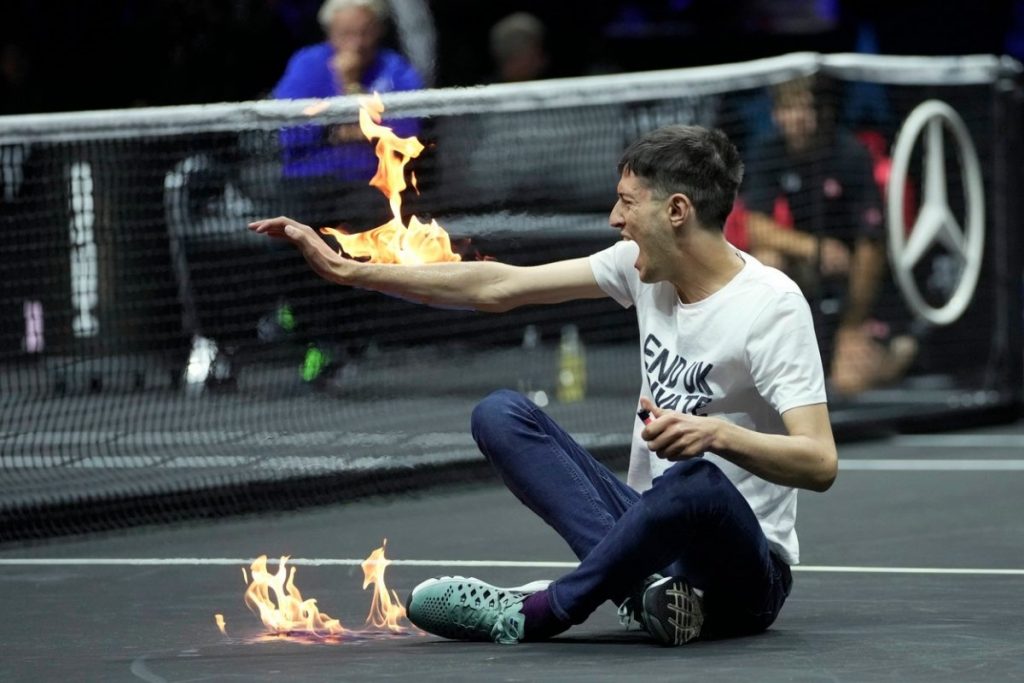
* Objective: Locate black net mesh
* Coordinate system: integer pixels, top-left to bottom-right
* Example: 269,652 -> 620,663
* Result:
0,54 -> 1020,541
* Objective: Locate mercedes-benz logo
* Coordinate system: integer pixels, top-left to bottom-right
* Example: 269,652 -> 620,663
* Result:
887,100 -> 985,326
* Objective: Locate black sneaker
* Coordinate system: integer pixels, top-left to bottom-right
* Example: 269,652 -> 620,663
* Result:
640,576 -> 704,646
617,573 -> 663,631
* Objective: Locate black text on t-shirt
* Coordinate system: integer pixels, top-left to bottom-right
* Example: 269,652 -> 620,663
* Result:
643,333 -> 715,415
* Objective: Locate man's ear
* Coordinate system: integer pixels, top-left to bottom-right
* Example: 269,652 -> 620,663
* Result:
668,192 -> 693,229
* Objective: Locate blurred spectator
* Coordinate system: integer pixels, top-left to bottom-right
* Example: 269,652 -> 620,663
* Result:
255,0 -> 426,382
738,76 -> 916,396
488,12 -> 550,83
271,0 -> 424,227
273,0 -> 422,100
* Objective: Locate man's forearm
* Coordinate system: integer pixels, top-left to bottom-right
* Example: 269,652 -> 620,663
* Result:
746,212 -> 816,259
249,218 -> 603,313
340,260 -> 520,312
841,238 -> 885,327
712,418 -> 837,492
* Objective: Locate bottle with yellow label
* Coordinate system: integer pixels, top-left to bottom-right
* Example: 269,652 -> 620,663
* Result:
557,324 -> 586,403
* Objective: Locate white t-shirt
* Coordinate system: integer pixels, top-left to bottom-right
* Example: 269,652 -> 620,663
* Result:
589,240 -> 827,565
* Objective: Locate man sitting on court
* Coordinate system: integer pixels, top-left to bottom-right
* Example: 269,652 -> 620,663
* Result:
249,125 -> 838,646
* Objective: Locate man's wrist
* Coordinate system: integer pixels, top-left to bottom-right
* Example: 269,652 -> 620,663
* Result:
709,417 -> 731,453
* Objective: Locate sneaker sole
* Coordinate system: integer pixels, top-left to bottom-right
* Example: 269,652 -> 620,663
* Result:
642,576 -> 704,646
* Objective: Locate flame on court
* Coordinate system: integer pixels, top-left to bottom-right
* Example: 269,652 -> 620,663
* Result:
362,539 -> 408,631
224,540 -> 413,641
244,555 -> 347,638
320,92 -> 461,264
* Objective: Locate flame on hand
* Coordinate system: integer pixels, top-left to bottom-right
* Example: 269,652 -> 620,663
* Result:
320,93 -> 461,264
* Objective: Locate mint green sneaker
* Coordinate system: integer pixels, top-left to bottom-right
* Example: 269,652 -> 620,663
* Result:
406,576 -> 551,645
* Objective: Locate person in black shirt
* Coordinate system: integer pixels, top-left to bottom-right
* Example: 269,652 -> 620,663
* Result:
741,76 -> 916,396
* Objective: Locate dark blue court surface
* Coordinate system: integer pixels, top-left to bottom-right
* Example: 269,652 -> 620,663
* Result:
2,420 -> 1023,682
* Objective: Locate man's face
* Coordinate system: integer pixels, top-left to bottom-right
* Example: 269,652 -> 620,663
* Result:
327,6 -> 382,65
773,91 -> 818,153
609,170 -> 674,283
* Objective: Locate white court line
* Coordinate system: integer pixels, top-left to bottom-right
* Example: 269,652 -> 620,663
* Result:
839,459 -> 1024,471
889,434 -> 1024,448
0,558 -> 1021,576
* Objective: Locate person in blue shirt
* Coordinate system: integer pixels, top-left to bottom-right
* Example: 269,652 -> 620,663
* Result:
273,0 -> 422,103
272,0 -> 423,196
259,0 -> 424,378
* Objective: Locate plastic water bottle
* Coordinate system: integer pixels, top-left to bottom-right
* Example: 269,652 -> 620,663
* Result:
557,324 -> 586,403
518,324 -> 549,407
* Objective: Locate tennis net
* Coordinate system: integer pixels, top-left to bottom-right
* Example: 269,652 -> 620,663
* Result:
1,52 -> 1020,541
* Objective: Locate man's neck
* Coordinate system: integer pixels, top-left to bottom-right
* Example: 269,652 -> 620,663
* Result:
670,232 -> 745,305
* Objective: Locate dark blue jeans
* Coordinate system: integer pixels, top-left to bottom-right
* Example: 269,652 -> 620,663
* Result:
471,389 -> 792,639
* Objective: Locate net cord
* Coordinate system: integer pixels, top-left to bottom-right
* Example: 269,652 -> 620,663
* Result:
0,53 -> 1018,145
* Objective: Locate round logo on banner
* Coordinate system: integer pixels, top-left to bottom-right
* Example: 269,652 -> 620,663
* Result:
887,100 -> 985,326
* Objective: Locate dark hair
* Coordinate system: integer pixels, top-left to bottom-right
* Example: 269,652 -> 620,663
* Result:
617,125 -> 743,229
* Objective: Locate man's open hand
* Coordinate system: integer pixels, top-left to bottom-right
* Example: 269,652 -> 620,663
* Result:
248,216 -> 354,284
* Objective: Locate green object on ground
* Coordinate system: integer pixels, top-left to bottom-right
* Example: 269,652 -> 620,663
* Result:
301,345 -> 329,382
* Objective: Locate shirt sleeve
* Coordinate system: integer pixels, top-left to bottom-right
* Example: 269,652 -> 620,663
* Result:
272,47 -> 324,99
588,240 -> 638,309
746,291 -> 827,414
840,135 -> 885,240
391,61 -> 424,91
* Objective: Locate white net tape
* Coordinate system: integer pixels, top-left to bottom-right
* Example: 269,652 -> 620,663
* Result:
0,53 -> 1017,144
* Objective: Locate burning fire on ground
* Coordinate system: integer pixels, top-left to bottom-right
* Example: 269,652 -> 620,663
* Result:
320,93 -> 462,264
215,539 -> 415,643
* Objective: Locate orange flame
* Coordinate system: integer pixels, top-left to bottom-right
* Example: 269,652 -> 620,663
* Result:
221,544 -> 415,641
320,92 -> 461,264
362,539 -> 407,631
243,555 -> 346,638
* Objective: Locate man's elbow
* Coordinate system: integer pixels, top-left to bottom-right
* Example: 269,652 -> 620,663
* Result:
473,284 -> 521,313
809,452 -> 839,492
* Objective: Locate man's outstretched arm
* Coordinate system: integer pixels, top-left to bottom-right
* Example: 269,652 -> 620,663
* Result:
248,216 -> 607,312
